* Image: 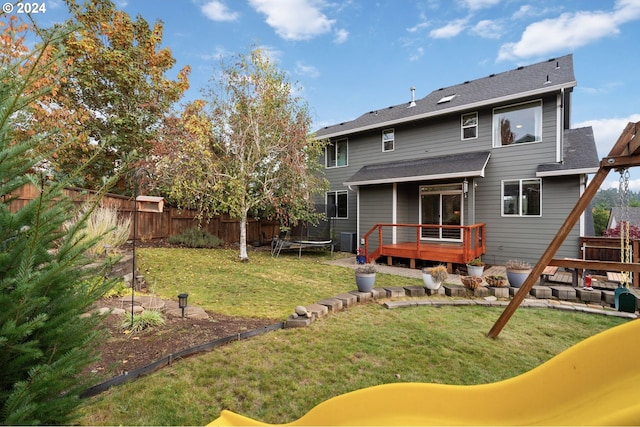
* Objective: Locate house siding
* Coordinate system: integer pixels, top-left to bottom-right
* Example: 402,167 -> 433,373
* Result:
359,185 -> 393,253
320,88 -> 587,265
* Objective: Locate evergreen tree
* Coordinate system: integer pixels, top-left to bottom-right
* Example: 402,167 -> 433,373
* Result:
0,23 -> 115,425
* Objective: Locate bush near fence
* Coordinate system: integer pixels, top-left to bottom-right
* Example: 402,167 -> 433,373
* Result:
7,184 -> 280,246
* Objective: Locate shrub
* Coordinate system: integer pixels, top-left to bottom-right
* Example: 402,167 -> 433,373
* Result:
121,310 -> 165,334
103,278 -> 131,298
355,264 -> 376,274
506,260 -> 531,270
64,204 -> 131,258
467,257 -> 484,266
603,222 -> 640,239
167,227 -> 223,248
423,265 -> 448,282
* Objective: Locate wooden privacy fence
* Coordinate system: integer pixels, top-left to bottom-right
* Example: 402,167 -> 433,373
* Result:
6,184 -> 280,245
579,236 -> 639,285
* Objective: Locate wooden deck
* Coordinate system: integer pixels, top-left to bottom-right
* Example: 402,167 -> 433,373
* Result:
364,223 -> 486,270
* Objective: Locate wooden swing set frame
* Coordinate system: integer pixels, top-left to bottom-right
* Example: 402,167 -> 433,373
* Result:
489,121 -> 640,338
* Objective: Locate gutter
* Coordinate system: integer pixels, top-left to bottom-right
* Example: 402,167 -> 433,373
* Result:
315,82 -> 577,140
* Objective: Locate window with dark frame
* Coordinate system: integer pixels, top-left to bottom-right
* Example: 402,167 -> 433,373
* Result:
326,191 -> 348,218
325,138 -> 347,168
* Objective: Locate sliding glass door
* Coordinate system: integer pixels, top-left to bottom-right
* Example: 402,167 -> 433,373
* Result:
420,185 -> 462,241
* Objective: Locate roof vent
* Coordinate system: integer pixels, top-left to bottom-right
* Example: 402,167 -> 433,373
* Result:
517,66 -> 524,70
489,73 -> 495,77
555,61 -> 560,69
544,74 -> 551,85
408,87 -> 416,108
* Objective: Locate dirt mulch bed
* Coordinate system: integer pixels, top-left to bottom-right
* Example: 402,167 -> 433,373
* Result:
85,297 -> 280,384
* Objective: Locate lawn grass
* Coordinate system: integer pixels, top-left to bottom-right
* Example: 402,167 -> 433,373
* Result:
136,248 -> 420,318
76,304 -> 626,425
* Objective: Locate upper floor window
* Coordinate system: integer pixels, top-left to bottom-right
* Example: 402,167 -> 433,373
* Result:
502,178 -> 541,216
493,100 -> 542,147
326,191 -> 348,218
326,138 -> 347,168
382,129 -> 394,152
461,112 -> 477,140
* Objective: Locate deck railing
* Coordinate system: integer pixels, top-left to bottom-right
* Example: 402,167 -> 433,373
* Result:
363,223 -> 486,265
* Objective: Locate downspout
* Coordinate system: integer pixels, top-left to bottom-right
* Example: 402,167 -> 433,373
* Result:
556,89 -> 564,163
579,174 -> 586,237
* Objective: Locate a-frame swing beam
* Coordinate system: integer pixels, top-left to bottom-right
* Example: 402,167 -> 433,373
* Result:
488,121 -> 640,339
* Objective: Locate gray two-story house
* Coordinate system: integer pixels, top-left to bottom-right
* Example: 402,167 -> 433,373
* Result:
314,54 -> 599,269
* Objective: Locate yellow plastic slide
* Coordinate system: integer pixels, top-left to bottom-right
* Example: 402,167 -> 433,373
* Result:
210,318 -> 640,426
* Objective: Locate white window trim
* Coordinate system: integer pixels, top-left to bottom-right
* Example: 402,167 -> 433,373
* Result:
325,138 -> 348,168
492,99 -> 543,148
326,190 -> 348,219
501,178 -> 542,217
382,128 -> 395,152
461,112 -> 478,140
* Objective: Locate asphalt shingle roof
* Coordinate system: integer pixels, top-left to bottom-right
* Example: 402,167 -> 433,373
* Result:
537,127 -> 600,175
315,54 -> 576,139
344,151 -> 491,186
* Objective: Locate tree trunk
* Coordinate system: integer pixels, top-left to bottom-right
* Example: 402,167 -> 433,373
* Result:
239,213 -> 249,261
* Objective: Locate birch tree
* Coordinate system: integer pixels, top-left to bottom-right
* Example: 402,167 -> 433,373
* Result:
154,47 -> 327,261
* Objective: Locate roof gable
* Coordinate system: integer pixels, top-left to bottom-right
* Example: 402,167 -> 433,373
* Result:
316,54 -> 576,139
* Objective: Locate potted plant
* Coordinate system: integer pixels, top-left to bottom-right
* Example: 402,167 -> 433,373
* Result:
461,275 -> 483,290
355,264 -> 376,292
485,274 -> 507,287
422,265 -> 448,290
466,257 -> 485,277
506,260 -> 532,288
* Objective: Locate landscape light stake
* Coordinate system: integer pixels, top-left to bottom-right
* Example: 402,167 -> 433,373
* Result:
178,293 -> 189,318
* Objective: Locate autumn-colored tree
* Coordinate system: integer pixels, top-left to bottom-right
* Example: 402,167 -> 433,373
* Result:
153,48 -> 328,261
16,0 -> 190,191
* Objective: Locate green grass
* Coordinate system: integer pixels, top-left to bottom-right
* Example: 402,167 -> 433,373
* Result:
75,248 -> 628,425
136,248 -> 420,319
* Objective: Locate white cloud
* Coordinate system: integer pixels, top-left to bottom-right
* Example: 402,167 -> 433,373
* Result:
407,21 -> 430,33
512,5 -> 533,20
458,0 -> 500,11
249,0 -> 335,41
409,47 -> 424,62
471,19 -> 502,39
576,114 -> 640,191
498,1 -> 640,61
200,46 -> 229,61
201,1 -> 239,22
575,114 -> 640,159
429,19 -> 468,39
295,61 -> 320,78
334,28 -> 349,44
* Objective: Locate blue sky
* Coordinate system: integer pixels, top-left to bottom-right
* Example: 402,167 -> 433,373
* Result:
24,0 -> 640,190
